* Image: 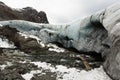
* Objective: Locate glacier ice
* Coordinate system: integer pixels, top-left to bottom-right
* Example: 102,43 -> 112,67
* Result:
0,15 -> 108,53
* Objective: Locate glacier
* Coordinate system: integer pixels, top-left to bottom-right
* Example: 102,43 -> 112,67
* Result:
0,17 -> 108,54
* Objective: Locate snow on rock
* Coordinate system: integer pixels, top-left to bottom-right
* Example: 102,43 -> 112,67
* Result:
0,64 -> 7,70
60,66 -> 112,80
0,24 -> 3,27
47,43 -> 65,53
48,48 -> 64,53
0,38 -> 15,48
21,61 -> 112,80
19,32 -> 45,47
19,32 -> 65,52
21,70 -> 42,80
0,62 -> 13,70
21,73 -> 34,80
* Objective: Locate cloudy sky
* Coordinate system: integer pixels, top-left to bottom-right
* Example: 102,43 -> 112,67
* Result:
0,0 -> 119,24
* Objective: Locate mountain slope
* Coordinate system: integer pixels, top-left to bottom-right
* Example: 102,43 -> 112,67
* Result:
0,1 -> 49,23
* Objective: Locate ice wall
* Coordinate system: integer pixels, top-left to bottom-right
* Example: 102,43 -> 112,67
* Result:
0,15 -> 108,53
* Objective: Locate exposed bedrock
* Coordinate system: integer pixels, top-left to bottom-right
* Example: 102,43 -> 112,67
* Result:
0,3 -> 120,80
0,1 -> 49,23
0,25 -> 42,54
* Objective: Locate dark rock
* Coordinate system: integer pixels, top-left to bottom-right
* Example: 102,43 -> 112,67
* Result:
5,62 -> 38,74
15,36 -> 42,54
0,25 -> 42,54
0,69 -> 25,80
31,72 -> 57,80
0,1 -> 49,23
0,25 -> 18,41
0,48 -> 3,54
37,11 -> 49,23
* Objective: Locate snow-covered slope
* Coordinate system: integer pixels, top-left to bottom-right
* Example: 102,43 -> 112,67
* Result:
22,61 -> 111,80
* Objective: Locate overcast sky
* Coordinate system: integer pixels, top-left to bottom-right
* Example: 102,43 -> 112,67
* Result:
0,0 -> 119,24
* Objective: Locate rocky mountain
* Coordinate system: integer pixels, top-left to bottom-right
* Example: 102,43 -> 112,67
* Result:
0,1 -> 49,23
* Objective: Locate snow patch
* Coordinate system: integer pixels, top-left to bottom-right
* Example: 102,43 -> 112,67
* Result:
0,62 -> 13,70
22,70 -> 42,80
60,66 -> 111,80
39,41 -> 45,47
0,64 -> 7,70
0,38 -> 15,48
0,24 -> 3,27
47,43 -> 65,53
48,48 -> 65,53
22,73 -> 33,80
28,61 -> 111,80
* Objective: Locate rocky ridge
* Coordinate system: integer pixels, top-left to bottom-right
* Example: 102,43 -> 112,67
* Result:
0,1 -> 49,23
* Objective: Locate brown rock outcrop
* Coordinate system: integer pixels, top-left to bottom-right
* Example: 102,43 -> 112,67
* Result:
0,25 -> 42,53
0,1 -> 49,23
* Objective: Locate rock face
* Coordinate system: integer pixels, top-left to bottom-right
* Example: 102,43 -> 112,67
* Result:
0,25 -> 42,53
0,1 -> 49,23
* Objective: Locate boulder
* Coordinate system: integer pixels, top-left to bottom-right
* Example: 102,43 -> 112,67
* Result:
0,25 -> 42,54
